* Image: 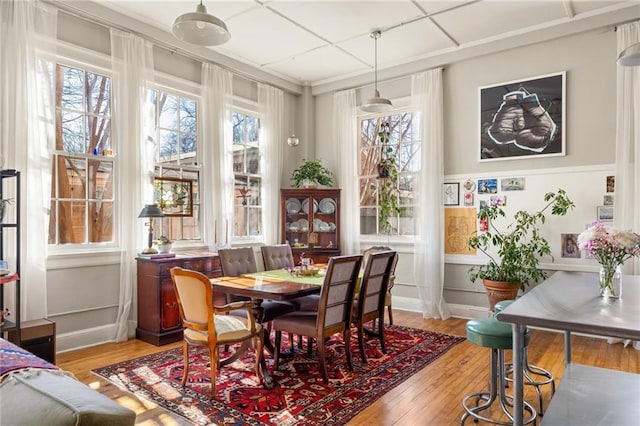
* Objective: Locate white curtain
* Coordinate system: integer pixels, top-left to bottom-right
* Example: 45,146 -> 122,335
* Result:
111,29 -> 155,342
333,90 -> 359,255
202,64 -> 233,248
412,69 -> 450,319
0,0 -> 56,321
614,21 -> 640,275
258,84 -> 284,244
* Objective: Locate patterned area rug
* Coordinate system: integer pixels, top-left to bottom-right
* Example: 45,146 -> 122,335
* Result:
93,325 -> 464,425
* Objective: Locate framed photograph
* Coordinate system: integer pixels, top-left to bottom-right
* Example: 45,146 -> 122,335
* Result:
561,233 -> 581,258
443,183 -> 460,206
596,205 -> 614,222
477,178 -> 498,194
479,71 -> 565,161
606,175 -> 615,193
154,177 -> 194,216
464,192 -> 474,206
501,177 -> 525,191
603,194 -> 614,206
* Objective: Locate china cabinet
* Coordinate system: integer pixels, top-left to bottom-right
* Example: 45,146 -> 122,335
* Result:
280,188 -> 340,264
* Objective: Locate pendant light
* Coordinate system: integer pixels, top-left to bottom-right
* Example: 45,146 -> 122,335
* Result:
361,30 -> 393,113
617,42 -> 640,66
287,134 -> 300,147
172,0 -> 231,46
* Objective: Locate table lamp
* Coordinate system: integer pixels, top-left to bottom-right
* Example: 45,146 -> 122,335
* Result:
138,204 -> 164,254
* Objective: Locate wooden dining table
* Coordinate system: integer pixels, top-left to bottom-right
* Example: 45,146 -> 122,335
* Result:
210,269 -> 325,388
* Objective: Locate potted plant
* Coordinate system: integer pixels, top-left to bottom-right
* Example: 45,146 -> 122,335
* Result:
376,121 -> 400,234
154,235 -> 173,254
467,189 -> 574,310
291,159 -> 333,188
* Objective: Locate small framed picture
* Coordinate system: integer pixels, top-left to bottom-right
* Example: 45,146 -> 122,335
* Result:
597,206 -> 614,222
501,177 -> 525,191
561,233 -> 581,258
603,194 -> 614,206
443,183 -> 460,206
464,192 -> 474,206
477,178 -> 498,194
606,176 -> 615,193
490,195 -> 507,206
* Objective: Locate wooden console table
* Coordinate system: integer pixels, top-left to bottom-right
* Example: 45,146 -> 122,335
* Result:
136,252 -> 221,346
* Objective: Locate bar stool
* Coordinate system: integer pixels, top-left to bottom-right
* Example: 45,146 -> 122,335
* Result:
494,300 -> 556,416
461,317 -> 537,425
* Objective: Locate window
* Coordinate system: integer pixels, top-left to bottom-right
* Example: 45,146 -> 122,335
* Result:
150,89 -> 201,242
50,64 -> 114,245
232,110 -> 262,238
359,111 -> 420,236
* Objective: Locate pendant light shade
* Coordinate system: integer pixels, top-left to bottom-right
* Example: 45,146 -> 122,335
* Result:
287,134 -> 300,147
617,42 -> 640,66
172,1 -> 230,46
361,30 -> 393,113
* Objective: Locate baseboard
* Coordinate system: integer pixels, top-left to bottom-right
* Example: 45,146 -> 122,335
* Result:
392,297 -> 490,319
56,320 -> 137,354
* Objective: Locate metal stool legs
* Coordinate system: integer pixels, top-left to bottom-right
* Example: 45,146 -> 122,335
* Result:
461,348 -> 537,425
505,350 -> 556,416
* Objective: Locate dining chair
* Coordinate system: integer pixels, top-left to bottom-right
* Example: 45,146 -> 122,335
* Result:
217,247 -> 295,322
352,250 -> 397,363
272,254 -> 363,384
169,267 -> 264,397
260,244 -> 320,311
362,245 -> 397,324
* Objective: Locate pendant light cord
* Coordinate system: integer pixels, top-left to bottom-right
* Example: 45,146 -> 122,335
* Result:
371,30 -> 381,92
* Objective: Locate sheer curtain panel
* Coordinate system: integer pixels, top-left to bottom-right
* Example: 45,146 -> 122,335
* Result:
111,29 -> 156,342
333,90 -> 359,255
0,0 -> 57,320
258,84 -> 284,244
411,69 -> 450,319
202,64 -> 233,249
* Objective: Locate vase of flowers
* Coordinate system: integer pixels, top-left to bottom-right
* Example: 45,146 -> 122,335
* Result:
154,236 -> 173,254
578,222 -> 640,298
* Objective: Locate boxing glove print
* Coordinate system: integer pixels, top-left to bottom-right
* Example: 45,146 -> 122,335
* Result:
486,90 -> 558,153
487,92 -> 525,144
514,93 -> 557,152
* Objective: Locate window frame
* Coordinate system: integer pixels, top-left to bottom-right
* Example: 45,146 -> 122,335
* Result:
357,104 -> 420,240
230,103 -> 265,244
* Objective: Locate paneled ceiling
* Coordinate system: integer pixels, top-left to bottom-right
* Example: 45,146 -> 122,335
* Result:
86,1 -> 636,86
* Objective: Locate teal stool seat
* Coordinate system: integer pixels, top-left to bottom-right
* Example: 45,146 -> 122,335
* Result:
466,318 -> 513,350
494,299 -> 515,313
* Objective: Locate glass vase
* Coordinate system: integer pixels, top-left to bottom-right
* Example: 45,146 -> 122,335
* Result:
599,264 -> 622,299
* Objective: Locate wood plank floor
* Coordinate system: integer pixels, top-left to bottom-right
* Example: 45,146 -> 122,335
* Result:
57,310 -> 639,425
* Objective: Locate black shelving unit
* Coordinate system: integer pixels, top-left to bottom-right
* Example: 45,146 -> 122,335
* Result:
1,169 -> 21,344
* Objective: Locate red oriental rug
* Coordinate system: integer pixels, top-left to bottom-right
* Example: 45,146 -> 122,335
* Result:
93,325 -> 464,425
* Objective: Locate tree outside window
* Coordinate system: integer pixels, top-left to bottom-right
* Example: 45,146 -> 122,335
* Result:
232,110 -> 262,238
359,111 -> 419,236
50,64 -> 114,245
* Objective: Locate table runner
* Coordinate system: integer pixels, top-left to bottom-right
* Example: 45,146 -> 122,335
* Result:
243,269 -> 325,285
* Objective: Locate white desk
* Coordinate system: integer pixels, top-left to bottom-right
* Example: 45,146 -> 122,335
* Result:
496,271 -> 640,426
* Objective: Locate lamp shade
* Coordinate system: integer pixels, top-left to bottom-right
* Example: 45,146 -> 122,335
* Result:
617,42 -> 640,67
172,2 -> 230,46
138,204 -> 164,218
361,90 -> 393,113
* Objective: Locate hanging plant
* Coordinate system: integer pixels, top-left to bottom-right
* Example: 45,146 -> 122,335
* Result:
376,121 -> 400,234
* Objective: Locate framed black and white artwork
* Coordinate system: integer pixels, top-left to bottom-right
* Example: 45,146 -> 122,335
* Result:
479,72 -> 565,161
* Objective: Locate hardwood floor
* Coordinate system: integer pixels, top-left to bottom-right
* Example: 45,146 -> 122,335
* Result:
57,310 -> 639,425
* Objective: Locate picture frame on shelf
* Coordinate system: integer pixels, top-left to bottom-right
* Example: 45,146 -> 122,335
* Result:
479,71 -> 565,161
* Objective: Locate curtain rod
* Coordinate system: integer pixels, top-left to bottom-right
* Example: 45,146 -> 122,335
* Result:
45,1 -> 303,96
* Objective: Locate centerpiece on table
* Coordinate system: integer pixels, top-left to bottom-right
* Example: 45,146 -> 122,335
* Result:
467,189 -> 574,310
577,221 -> 640,298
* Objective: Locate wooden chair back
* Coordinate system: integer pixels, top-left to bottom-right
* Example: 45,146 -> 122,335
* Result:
317,254 -> 363,336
